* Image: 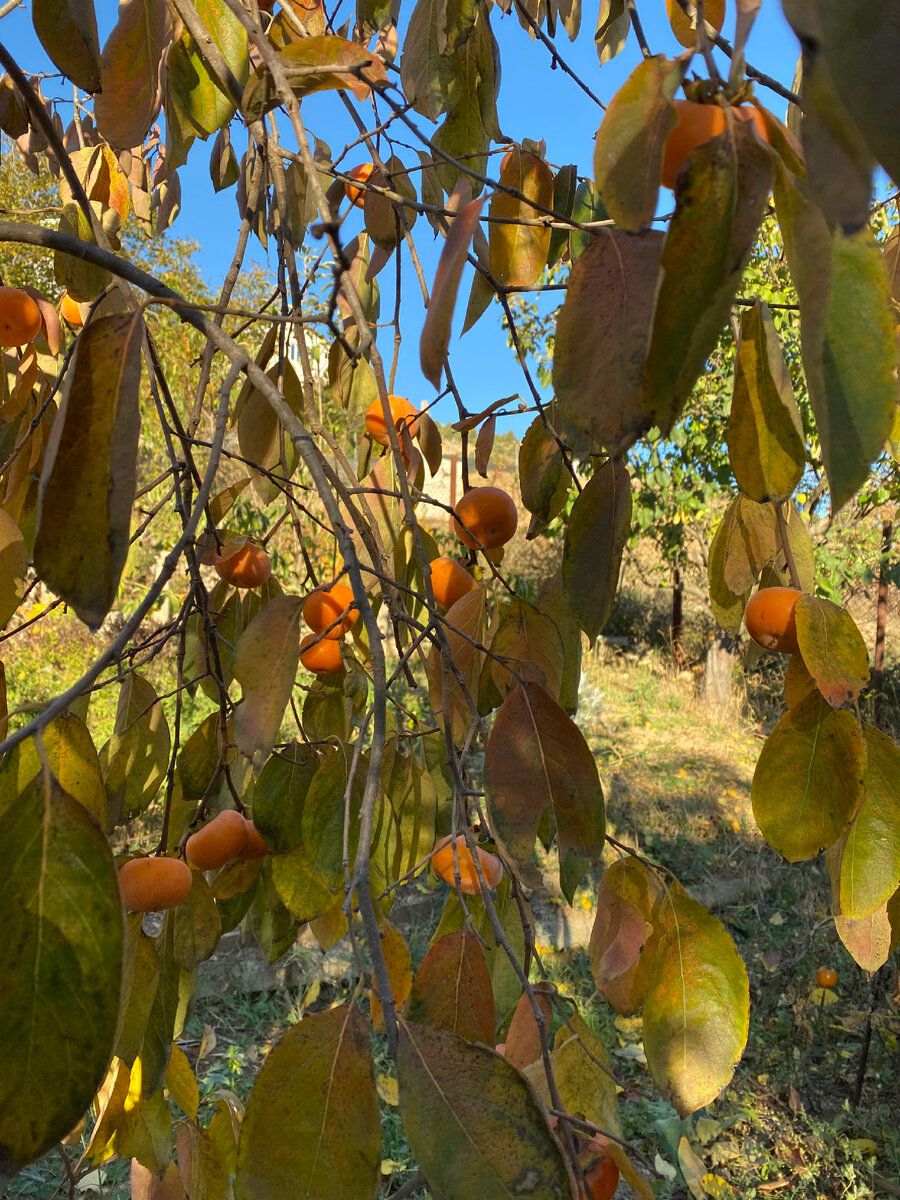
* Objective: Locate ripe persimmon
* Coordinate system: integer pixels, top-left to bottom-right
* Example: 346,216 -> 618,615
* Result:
429,556 -> 477,609
131,1159 -> 186,1200
666,0 -> 725,48
661,100 -> 769,190
431,833 -> 503,894
214,540 -> 272,588
365,394 -> 419,446
300,632 -> 344,673
304,581 -> 358,637
583,1152 -> 619,1200
345,162 -> 375,206
0,285 -> 42,346
59,290 -> 84,327
185,808 -> 248,870
237,816 -> 269,860
453,486 -> 518,550
118,856 -> 193,912
744,586 -> 801,654
816,966 -> 838,989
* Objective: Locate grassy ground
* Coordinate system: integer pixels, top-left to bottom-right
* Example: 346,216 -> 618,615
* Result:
7,637 -> 900,1199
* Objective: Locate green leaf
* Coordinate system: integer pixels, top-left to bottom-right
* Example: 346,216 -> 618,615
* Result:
567,178 -> 608,261
484,681 -> 604,901
643,891 -> 749,1117
488,597 -> 564,701
751,691 -> 865,861
235,1005 -> 381,1200
100,673 -> 170,828
594,0 -> 629,64
0,770 -> 123,1173
553,229 -> 662,454
172,871 -> 222,971
537,571 -> 582,714
269,842 -> 335,924
301,746 -> 363,892
252,742 -> 319,853
397,1021 -> 578,1199
728,300 -> 805,504
382,740 -> 438,882
643,118 -> 773,442
839,726 -> 900,920
707,498 -> 751,634
795,594 -> 869,708
399,0 -> 467,120
524,1010 -> 621,1139
241,36 -> 387,120
32,0 -> 101,93
774,168 -> 897,511
488,146 -> 554,288
432,9 -> 500,197
115,921 -> 159,1066
33,312 -> 143,630
0,710 -> 105,827
593,56 -> 683,231
94,0 -> 175,149
232,595 -> 304,758
547,164 -> 577,267
518,409 -> 570,538
407,930 -> 495,1043
562,460 -> 632,642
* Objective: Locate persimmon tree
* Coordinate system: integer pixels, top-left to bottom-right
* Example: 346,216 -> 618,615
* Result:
0,1 -> 898,1198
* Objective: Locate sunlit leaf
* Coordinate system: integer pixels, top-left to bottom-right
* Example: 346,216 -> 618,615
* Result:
524,1010 -> 621,1139
589,856 -> 664,1015
643,891 -> 749,1117
795,594 -> 869,708
232,595 -> 304,758
488,146 -> 553,287
94,0 -> 175,149
33,0 -> 100,94
594,0 -> 629,64
0,710 -> 105,827
242,36 -> 386,120
839,725 -> 900,920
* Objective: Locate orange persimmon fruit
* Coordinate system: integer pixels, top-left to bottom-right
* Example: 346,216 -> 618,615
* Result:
364,394 -> 419,446
428,556 -> 477,609
303,581 -> 358,637
59,290 -> 84,327
299,632 -> 344,673
743,586 -> 801,654
431,833 -> 503,894
345,162 -> 375,206
661,100 -> 769,190
237,816 -> 269,860
453,486 -> 518,550
0,284 -> 42,346
118,856 -> 193,912
583,1152 -> 619,1200
214,541 -> 272,589
185,808 -> 249,871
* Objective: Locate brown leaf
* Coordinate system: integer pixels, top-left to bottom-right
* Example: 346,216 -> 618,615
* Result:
406,930 -> 495,1044
474,413 -> 496,478
232,595 -> 304,757
562,459 -> 632,643
503,984 -> 553,1070
241,36 -> 387,120
33,312 -> 143,629
94,0 -> 175,149
420,194 -> 484,388
589,857 -> 664,1014
427,586 -> 486,745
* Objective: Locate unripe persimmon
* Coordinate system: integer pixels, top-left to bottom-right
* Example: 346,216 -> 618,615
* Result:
345,162 -> 375,206
59,290 -> 84,327
661,100 -> 769,190
431,834 -> 503,894
816,966 -> 838,989
364,395 -> 419,446
214,540 -> 272,589
300,632 -> 344,673
185,808 -> 248,870
303,581 -> 358,638
237,816 -> 269,860
118,856 -> 193,912
744,586 -> 801,654
0,285 -> 42,346
453,486 -> 518,550
429,556 -> 477,609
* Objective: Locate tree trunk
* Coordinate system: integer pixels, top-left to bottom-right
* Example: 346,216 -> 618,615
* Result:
672,565 -> 684,666
873,519 -> 892,726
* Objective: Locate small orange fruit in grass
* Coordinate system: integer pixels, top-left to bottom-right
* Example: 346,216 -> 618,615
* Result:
59,290 -> 84,327
345,162 -> 375,206
300,632 -> 344,674
214,540 -> 272,589
237,816 -> 269,860
364,394 -> 419,446
816,966 -> 838,989
431,833 -> 503,894
304,581 -> 358,637
118,856 -> 193,912
743,586 -> 801,655
0,285 -> 42,346
661,100 -> 769,190
666,0 -> 725,48
429,556 -> 477,609
185,808 -> 248,870
453,486 -> 518,550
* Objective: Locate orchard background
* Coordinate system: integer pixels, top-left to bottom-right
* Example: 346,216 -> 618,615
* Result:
0,0 -> 898,1197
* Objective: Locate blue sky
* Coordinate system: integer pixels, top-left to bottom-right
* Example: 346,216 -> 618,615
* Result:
1,1 -> 802,435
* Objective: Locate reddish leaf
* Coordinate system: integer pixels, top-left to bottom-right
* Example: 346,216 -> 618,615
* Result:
589,857 -> 664,1015
406,930 -> 495,1045
503,983 -> 553,1070
562,459 -> 632,643
420,196 -> 484,388
94,0 -> 175,149
474,413 -> 496,478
